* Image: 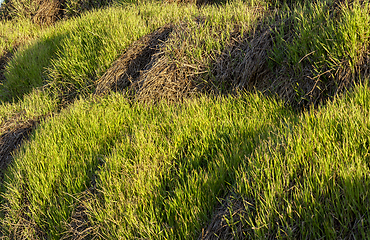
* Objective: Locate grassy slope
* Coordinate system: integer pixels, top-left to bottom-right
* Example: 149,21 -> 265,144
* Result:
0,0 -> 370,239
234,84 -> 370,238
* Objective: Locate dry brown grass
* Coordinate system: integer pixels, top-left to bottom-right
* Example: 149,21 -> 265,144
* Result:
62,190 -> 100,240
95,23 -> 212,102
96,5 -> 370,106
1,0 -> 112,24
33,0 -> 63,26
211,26 -> 274,94
0,115 -> 39,183
95,24 -> 193,101
0,1 -> 13,20
199,195 -> 247,240
211,15 -> 370,108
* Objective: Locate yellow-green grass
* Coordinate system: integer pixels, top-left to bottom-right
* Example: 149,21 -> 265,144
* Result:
0,17 -> 41,55
2,84 -> 370,239
0,90 -> 58,128
271,0 -> 370,74
1,0 -> 266,101
0,19 -> 37,53
1,0 -> 370,239
1,91 -> 291,239
233,83 -> 370,238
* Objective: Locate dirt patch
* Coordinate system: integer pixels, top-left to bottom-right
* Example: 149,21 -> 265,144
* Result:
0,117 -> 39,183
199,196 -> 247,240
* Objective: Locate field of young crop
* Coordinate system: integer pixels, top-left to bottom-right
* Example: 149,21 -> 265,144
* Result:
0,0 -> 369,239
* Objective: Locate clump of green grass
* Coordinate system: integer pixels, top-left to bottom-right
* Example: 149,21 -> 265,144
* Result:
1,91 -> 290,239
0,90 -> 58,129
0,17 -> 40,55
4,83 -> 370,239
272,0 -> 370,71
269,0 -> 370,103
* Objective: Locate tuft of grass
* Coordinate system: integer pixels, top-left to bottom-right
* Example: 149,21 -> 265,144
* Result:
0,90 -> 59,129
0,18 -> 40,55
270,0 -> 370,86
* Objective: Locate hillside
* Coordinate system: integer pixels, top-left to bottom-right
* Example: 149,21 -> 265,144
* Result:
0,0 -> 370,239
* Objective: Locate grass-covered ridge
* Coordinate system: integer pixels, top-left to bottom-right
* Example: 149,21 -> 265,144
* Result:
0,0 -> 370,239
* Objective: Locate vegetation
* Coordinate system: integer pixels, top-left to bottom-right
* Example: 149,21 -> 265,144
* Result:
0,0 -> 369,239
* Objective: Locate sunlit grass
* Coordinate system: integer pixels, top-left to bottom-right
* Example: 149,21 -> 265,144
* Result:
1,0 -> 266,101
1,91 -> 291,239
271,0 -> 370,75
1,0 -> 370,239
232,83 -> 370,238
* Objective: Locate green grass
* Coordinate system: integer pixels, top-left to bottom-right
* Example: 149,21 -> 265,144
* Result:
0,90 -> 58,128
233,83 -> 370,238
0,17 -> 40,55
1,0 -> 267,101
1,91 -> 291,239
271,0 -> 370,77
1,0 -> 370,239
3,84 -> 370,239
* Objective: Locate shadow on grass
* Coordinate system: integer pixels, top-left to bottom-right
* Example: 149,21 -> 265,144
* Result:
0,32 -> 68,103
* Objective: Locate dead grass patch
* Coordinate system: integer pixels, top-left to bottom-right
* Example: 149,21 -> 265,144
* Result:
0,116 -> 39,183
2,0 -> 112,24
62,189 -> 100,240
211,26 -> 274,94
199,195 -> 247,240
95,22 -> 215,102
210,19 -> 332,107
95,25 -> 183,99
96,2 -> 370,106
33,0 -> 63,26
